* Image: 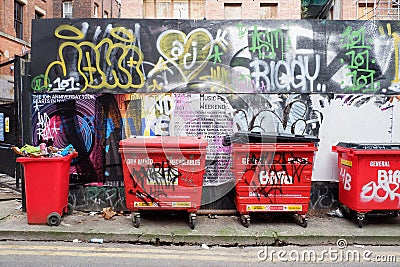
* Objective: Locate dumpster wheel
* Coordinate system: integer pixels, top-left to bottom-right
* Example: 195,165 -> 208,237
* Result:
47,212 -> 62,226
132,212 -> 140,228
357,213 -> 365,228
293,214 -> 308,228
188,213 -> 196,229
240,215 -> 250,228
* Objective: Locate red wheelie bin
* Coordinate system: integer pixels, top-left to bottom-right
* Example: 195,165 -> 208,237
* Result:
332,142 -> 400,228
119,136 -> 208,229
224,132 -> 318,228
16,152 -> 78,226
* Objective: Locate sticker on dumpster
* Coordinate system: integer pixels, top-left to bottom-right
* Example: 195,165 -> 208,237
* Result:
246,205 -> 302,211
340,159 -> 352,167
134,201 -> 191,207
172,202 -> 191,207
134,202 -> 159,207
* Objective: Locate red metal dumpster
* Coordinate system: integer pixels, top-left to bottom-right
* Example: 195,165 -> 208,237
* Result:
226,132 -> 318,228
332,142 -> 400,227
16,152 -> 78,226
119,136 -> 208,229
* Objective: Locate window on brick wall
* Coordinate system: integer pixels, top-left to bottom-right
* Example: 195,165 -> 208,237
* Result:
103,10 -> 109,18
174,0 -> 189,18
144,0 -> 204,19
35,11 -> 44,19
63,1 -> 73,18
259,3 -> 277,19
35,6 -> 46,19
224,3 -> 242,19
358,3 -> 374,20
94,3 -> 99,18
14,1 -> 23,39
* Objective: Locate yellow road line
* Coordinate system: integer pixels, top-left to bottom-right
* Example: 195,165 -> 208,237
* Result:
0,244 -> 253,256
0,249 -> 254,262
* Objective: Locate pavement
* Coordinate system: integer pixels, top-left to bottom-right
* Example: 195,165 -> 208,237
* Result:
1,175 -> 400,247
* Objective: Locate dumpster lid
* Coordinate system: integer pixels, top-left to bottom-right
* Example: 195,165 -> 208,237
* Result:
119,136 -> 208,149
335,142 -> 400,150
223,131 -> 319,146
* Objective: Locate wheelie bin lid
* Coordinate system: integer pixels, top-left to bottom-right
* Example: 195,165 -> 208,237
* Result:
119,136 -> 208,149
223,131 -> 319,146
334,142 -> 400,150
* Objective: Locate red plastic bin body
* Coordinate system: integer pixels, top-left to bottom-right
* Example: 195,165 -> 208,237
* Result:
332,145 -> 400,212
232,143 -> 317,215
119,136 -> 208,213
16,152 -> 77,224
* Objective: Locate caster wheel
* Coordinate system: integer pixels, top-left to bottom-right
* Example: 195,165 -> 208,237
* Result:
357,213 -> 365,228
297,215 -> 308,228
132,213 -> 140,228
294,214 -> 308,228
47,212 -> 62,226
240,215 -> 250,228
188,213 -> 196,229
299,217 -> 308,228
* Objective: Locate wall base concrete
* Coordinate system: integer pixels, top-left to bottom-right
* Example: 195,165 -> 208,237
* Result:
68,181 -> 339,213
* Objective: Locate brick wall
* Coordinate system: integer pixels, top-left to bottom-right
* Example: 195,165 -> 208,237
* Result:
25,0 -> 53,42
74,0 -> 92,17
0,0 -> 53,59
52,0 -> 119,18
341,0 -> 357,20
120,0 -> 300,19
121,0 -> 142,18
0,1 -> 15,35
102,0 -> 120,18
0,38 -> 25,62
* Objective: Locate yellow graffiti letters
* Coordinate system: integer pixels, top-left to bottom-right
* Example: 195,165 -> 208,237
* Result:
45,24 -> 145,92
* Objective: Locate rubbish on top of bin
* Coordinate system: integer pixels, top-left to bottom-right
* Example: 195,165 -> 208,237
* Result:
11,143 -> 76,158
223,131 -> 319,146
61,144 -> 75,156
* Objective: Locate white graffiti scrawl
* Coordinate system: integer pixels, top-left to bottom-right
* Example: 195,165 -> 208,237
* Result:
36,112 -> 60,141
360,170 -> 400,205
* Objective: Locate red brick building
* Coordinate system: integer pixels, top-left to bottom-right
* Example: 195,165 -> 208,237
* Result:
52,0 -> 120,19
0,0 -> 52,101
122,0 -> 301,19
0,0 -> 52,71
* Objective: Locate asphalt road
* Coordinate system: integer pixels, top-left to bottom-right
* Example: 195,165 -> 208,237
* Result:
0,241 -> 399,267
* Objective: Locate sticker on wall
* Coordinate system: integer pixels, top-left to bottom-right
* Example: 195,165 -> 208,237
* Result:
0,113 -> 4,141
5,117 -> 9,133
